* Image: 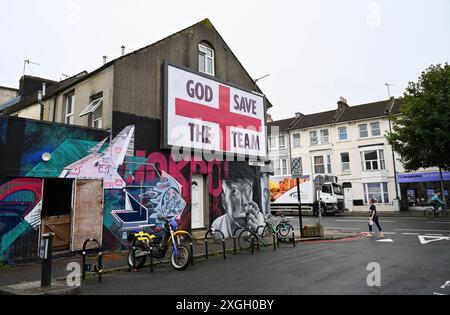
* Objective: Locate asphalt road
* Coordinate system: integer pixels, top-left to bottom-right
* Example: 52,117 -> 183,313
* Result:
79,216 -> 450,295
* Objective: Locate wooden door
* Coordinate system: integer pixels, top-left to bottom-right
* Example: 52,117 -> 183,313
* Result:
41,215 -> 71,251
71,180 -> 104,251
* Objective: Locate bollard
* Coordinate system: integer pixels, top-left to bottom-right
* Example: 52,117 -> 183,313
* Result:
222,238 -> 226,260
277,234 -> 280,248
205,238 -> 209,260
40,233 -> 54,288
149,246 -> 154,273
273,233 -> 276,251
292,232 -> 296,248
251,235 -> 255,255
190,241 -> 194,266
233,236 -> 237,255
97,252 -> 104,283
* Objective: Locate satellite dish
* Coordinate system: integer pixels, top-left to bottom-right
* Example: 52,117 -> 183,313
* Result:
41,152 -> 52,162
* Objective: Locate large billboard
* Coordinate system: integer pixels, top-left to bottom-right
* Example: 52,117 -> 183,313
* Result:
164,63 -> 267,158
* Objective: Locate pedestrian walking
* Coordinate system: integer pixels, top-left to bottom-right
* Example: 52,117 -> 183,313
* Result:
368,199 -> 384,238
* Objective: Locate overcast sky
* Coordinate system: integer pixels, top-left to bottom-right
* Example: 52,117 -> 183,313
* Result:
1,0 -> 449,120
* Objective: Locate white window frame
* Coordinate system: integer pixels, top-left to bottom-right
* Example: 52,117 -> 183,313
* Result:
359,124 -> 369,138
310,131 -> 318,145
198,44 -> 215,76
279,135 -> 287,149
371,122 -> 381,137
341,152 -> 351,173
65,93 -> 75,125
292,133 -> 301,148
79,97 -> 103,117
361,149 -> 386,171
320,129 -> 330,144
314,156 -> 325,174
269,135 -> 277,150
92,104 -> 103,129
363,182 -> 390,204
338,127 -> 348,141
326,154 -> 332,174
280,158 -> 288,175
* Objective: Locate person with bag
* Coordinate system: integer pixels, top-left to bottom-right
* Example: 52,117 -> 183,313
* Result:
368,199 -> 384,238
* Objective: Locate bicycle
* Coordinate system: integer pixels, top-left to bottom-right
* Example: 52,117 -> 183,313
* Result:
237,225 -> 274,251
260,215 -> 294,239
424,205 -> 448,219
127,215 -> 192,271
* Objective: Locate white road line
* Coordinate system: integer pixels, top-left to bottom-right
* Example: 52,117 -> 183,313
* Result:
425,234 -> 444,236
382,232 -> 397,235
426,222 -> 450,224
326,227 -> 361,230
402,233 -> 419,236
433,293 -> 447,295
335,220 -> 396,223
395,228 -> 450,233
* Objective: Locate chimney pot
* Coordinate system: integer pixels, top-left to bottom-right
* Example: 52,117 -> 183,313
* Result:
295,112 -> 303,118
121,46 -> 126,56
103,56 -> 107,65
42,83 -> 46,97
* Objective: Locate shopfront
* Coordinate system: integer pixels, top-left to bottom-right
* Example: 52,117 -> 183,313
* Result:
398,172 -> 450,207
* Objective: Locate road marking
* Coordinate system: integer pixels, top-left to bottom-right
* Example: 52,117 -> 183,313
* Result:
418,235 -> 450,245
433,293 -> 447,295
376,239 -> 394,243
382,232 -> 397,235
402,233 -> 419,236
426,222 -> 450,224
425,234 -> 444,236
440,281 -> 450,289
326,227 -> 361,230
395,228 -> 450,233
335,220 -> 396,223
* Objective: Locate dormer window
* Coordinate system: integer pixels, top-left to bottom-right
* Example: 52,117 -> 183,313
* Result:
198,43 -> 215,76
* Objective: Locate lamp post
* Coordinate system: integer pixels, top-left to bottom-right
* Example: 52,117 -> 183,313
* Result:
386,105 -> 401,210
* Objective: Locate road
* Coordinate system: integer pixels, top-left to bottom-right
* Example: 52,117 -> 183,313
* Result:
79,216 -> 450,295
289,215 -> 450,237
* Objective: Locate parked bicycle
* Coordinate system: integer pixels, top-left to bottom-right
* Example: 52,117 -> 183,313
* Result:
127,215 -> 192,271
424,205 -> 448,219
260,215 -> 294,239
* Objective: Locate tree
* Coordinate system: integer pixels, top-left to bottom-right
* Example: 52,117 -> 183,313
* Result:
387,63 -> 450,205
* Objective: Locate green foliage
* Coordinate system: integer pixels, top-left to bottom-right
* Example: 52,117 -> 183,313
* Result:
387,63 -> 450,171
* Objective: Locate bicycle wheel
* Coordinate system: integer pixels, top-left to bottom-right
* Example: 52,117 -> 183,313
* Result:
238,229 -> 254,250
277,223 -> 293,237
424,208 -> 435,219
262,225 -> 273,239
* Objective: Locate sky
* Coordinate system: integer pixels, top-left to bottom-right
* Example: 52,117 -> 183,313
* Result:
1,0 -> 449,120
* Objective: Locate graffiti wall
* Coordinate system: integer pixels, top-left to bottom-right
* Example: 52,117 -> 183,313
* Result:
0,114 -> 264,261
0,116 -> 108,261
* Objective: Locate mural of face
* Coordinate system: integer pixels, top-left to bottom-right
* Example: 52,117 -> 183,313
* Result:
221,178 -> 261,231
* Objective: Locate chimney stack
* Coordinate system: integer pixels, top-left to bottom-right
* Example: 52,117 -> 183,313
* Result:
103,56 -> 107,65
337,97 -> 349,111
121,46 -> 126,56
295,112 -> 304,118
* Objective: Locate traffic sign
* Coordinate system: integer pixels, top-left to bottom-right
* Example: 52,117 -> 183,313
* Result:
314,175 -> 325,189
291,158 -> 303,179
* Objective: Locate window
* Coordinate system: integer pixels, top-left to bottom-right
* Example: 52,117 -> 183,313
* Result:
363,183 -> 390,203
65,93 -> 75,125
320,129 -> 329,144
279,135 -> 286,148
310,131 -> 318,145
362,149 -> 386,171
314,156 -> 325,174
79,94 -> 103,128
198,44 -> 215,76
338,127 -> 348,141
359,124 -> 368,138
327,155 -> 332,174
293,133 -> 301,148
371,122 -> 381,136
269,136 -> 276,150
92,104 -> 103,128
280,159 -> 288,175
341,152 -> 350,173
273,160 -> 280,175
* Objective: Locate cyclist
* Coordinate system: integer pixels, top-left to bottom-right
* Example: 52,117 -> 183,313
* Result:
431,192 -> 446,211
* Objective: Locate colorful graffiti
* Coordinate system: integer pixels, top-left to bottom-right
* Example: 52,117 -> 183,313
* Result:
0,115 -> 263,262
